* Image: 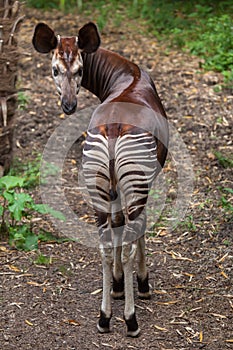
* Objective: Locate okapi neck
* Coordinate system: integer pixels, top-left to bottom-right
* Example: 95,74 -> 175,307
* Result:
81,48 -> 141,103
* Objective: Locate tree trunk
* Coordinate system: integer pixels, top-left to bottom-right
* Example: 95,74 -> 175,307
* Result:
0,0 -> 23,176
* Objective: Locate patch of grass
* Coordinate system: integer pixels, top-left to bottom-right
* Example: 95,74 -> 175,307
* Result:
34,253 -> 52,265
214,151 -> 233,169
58,265 -> 73,277
218,187 -> 233,220
17,91 -> 30,110
180,215 -> 197,232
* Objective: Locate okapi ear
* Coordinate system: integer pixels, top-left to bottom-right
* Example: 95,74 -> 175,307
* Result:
32,23 -> 58,53
78,22 -> 100,53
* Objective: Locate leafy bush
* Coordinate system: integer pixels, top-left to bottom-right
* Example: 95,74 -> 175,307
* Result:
187,15 -> 233,73
0,175 -> 65,250
9,155 -> 42,188
132,1 -> 233,87
9,154 -> 59,189
25,0 -> 78,10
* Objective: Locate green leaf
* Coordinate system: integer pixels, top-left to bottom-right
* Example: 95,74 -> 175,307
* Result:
9,225 -> 38,251
38,231 -> 75,243
31,203 -> 48,215
224,187 -> 233,194
24,234 -> 38,251
8,193 -> 33,221
45,206 -> 66,221
0,176 -> 24,190
8,203 -> 23,221
0,205 -> 3,216
33,204 -> 66,221
11,232 -> 26,245
3,190 -> 15,204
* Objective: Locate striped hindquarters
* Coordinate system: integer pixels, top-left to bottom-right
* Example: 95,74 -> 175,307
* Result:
82,128 -> 158,222
115,132 -> 157,220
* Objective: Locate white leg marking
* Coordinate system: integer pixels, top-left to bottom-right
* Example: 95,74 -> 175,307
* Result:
98,243 -> 113,333
122,242 -> 140,337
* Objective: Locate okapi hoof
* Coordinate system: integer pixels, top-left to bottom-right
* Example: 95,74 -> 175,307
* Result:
111,275 -> 124,299
97,310 -> 111,334
125,313 -> 140,338
137,274 -> 151,299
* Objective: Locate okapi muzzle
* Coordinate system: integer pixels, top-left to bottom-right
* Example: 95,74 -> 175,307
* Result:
32,22 -> 100,115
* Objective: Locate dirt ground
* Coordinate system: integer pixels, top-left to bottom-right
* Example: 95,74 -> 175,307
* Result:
1,7 -> 233,350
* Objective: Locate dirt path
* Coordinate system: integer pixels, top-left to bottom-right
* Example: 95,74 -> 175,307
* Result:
1,8 -> 232,350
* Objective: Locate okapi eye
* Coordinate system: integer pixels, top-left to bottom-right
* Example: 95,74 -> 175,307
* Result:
53,68 -> 59,77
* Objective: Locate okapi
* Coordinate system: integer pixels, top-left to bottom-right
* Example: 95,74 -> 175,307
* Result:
32,22 -> 169,337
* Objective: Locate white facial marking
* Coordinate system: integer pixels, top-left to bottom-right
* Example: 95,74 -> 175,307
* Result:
51,46 -> 83,98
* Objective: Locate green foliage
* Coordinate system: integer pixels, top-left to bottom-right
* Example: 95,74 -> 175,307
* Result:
214,151 -> 233,168
186,15 -> 233,75
38,230 -> 74,243
9,155 -> 60,189
180,215 -> 197,232
25,0 -> 78,11
17,91 -> 30,110
9,155 -> 41,188
0,175 -> 65,251
9,225 -> 39,251
132,1 -> 233,87
219,187 -> 233,215
34,253 -> 52,265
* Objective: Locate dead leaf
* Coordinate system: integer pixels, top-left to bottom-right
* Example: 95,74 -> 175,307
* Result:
211,313 -> 227,319
63,319 -> 81,326
220,271 -> 229,279
199,331 -> 203,342
91,288 -> 102,295
0,246 -> 9,252
218,253 -> 229,263
154,324 -> 168,332
7,264 -> 20,272
156,300 -> 179,305
101,343 -> 113,348
25,319 -> 33,326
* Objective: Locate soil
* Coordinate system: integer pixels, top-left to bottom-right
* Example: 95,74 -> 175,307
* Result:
1,7 -> 233,350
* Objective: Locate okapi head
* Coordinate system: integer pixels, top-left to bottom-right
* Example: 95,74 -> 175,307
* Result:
32,22 -> 100,115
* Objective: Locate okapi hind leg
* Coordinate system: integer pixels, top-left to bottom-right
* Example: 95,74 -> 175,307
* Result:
122,240 -> 140,337
137,235 -> 151,299
112,244 -> 124,299
97,213 -> 113,334
111,208 -> 125,299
